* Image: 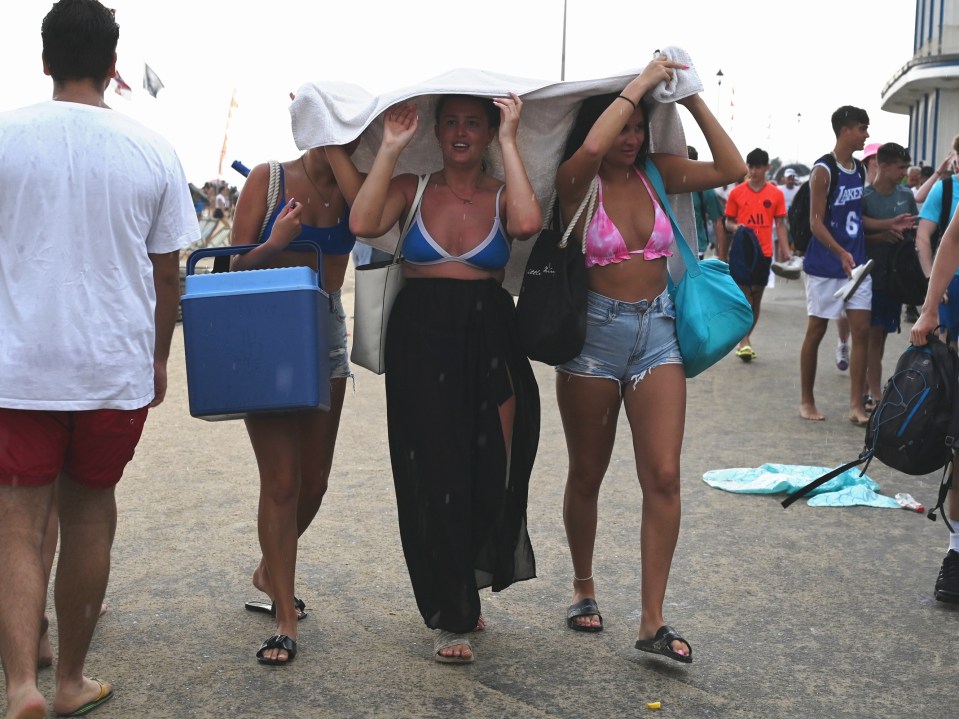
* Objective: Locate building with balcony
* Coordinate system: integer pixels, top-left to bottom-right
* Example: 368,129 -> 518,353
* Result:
882,0 -> 959,165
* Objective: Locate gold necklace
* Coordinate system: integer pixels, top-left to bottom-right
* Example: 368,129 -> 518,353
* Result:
300,156 -> 333,208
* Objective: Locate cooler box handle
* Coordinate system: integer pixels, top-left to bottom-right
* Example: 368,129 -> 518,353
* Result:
186,239 -> 324,288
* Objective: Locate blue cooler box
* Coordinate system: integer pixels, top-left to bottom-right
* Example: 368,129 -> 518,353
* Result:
182,244 -> 330,421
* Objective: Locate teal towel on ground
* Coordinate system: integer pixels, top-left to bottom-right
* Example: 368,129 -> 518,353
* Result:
702,463 -> 898,508
807,485 -> 900,508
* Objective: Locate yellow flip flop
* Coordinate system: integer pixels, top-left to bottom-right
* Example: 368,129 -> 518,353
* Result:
58,679 -> 113,717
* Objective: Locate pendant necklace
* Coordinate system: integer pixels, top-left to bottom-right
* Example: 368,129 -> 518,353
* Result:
445,181 -> 477,205
300,156 -> 333,207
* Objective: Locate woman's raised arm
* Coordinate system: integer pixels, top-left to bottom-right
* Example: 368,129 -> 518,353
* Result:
556,57 -> 682,212
349,103 -> 419,238
653,94 -> 745,194
495,93 -> 541,241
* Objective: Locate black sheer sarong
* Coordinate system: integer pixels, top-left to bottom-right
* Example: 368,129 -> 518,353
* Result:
385,278 -> 539,634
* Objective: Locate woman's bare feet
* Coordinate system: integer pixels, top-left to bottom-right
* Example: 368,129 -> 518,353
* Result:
637,622 -> 691,659
257,621 -> 297,664
568,576 -> 601,630
436,641 -> 472,661
800,402 -> 825,421
473,615 -> 486,632
434,630 -> 474,663
252,561 -> 272,599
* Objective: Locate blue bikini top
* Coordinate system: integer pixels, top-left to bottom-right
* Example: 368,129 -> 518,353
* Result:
402,185 -> 510,270
260,164 -> 356,255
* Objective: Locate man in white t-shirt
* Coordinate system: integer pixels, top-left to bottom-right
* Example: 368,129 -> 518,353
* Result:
779,168 -> 800,210
0,1 -> 199,716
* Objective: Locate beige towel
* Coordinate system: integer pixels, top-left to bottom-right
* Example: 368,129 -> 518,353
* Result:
650,46 -> 704,103
290,66 -> 697,294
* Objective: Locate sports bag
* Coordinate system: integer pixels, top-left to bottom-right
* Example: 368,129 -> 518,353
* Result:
783,334 -> 959,525
515,181 -> 597,366
644,159 -> 754,378
885,233 -> 928,306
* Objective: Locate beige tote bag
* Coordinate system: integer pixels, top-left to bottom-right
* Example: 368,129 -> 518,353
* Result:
350,174 -> 429,374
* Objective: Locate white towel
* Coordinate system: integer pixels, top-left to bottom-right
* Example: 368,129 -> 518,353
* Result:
290,67 -> 697,294
650,46 -> 704,104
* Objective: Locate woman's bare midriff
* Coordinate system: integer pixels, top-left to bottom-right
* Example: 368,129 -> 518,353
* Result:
403,261 -> 504,284
586,255 -> 667,303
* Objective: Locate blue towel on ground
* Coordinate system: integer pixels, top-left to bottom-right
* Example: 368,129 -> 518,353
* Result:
702,463 -> 899,508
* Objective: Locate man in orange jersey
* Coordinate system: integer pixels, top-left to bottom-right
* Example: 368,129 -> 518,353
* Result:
723,147 -> 791,361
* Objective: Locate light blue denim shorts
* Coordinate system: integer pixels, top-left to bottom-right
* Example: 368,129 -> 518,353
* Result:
556,288 -> 683,387
328,289 -> 352,379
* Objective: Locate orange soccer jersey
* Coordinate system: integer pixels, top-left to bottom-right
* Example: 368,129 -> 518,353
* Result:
724,182 -> 786,257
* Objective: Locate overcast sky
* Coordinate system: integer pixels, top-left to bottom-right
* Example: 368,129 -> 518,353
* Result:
2,0 -> 915,186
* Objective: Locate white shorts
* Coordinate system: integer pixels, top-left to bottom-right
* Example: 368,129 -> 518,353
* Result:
804,274 -> 872,320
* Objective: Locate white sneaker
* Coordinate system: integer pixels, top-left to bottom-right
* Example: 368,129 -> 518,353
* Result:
771,255 -> 803,280
832,259 -> 874,301
835,340 -> 849,372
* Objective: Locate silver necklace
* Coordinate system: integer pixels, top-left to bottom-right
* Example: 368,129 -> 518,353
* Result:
300,156 -> 333,208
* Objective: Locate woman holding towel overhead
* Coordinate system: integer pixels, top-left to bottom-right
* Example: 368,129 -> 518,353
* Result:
331,93 -> 541,664
555,54 -> 744,662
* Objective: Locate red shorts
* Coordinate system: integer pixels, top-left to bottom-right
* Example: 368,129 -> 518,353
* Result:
0,407 -> 148,489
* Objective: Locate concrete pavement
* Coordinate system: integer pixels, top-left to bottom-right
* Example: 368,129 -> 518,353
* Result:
25,268 -> 954,718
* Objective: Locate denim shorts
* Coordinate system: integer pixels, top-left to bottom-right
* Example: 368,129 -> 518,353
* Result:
328,289 -> 352,379
556,289 -> 683,387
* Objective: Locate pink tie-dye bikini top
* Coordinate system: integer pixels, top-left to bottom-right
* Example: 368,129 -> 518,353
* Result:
583,173 -> 674,268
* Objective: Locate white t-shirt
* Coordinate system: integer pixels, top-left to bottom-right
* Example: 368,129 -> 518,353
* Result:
779,183 -> 800,210
0,101 -> 200,410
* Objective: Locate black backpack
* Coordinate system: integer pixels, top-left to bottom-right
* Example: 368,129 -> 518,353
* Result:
788,154 -> 866,253
931,176 -> 954,257
783,334 -> 959,526
885,232 -> 929,306
728,225 -> 762,285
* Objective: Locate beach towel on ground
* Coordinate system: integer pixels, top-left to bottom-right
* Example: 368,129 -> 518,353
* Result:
703,463 -> 900,508
289,63 -> 701,295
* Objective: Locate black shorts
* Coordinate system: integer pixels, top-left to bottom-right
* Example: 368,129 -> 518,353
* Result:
213,208 -> 224,219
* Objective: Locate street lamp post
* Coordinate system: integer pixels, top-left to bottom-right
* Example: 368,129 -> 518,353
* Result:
796,112 -> 802,162
561,0 -> 567,81
716,69 -> 724,117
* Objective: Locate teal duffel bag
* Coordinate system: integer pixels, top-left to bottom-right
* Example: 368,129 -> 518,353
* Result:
644,158 -> 753,378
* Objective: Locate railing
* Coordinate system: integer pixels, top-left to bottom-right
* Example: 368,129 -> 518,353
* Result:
883,52 -> 959,96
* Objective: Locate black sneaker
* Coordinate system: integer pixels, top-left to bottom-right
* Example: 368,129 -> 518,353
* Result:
904,305 -> 919,323
935,550 -> 959,603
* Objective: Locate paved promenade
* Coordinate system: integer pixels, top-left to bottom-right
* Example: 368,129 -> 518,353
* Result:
28,268 -> 953,718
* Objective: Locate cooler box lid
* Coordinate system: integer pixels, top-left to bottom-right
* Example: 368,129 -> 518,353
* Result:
184,266 -> 319,299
